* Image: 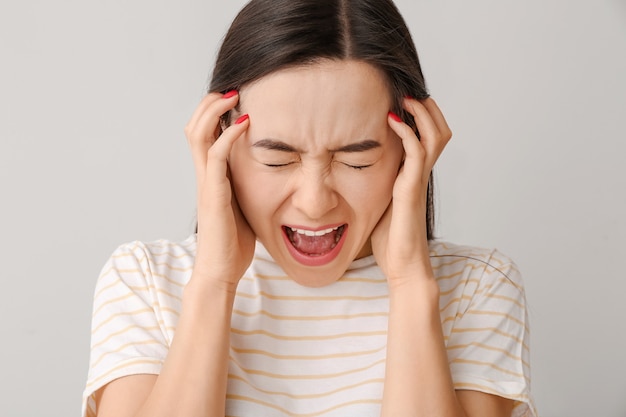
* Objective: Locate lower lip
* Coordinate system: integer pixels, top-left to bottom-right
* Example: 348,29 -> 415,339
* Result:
282,225 -> 348,267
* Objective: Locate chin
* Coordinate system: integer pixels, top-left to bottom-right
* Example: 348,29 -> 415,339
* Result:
281,261 -> 350,288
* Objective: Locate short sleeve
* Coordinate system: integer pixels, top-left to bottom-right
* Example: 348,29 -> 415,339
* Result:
81,242 -> 170,417
446,251 -> 537,417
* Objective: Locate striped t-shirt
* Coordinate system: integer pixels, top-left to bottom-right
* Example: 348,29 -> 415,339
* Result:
83,235 -> 537,417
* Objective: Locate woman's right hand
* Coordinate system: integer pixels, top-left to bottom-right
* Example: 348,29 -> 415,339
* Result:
184,91 -> 255,292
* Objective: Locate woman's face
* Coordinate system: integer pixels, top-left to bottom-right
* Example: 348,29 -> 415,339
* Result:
229,60 -> 404,287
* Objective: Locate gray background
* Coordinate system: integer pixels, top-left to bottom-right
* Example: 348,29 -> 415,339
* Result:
1,0 -> 624,416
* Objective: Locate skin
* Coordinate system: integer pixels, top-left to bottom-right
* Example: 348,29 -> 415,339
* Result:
94,60 -> 515,417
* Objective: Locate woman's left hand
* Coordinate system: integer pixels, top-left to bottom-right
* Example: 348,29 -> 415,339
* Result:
371,97 -> 452,287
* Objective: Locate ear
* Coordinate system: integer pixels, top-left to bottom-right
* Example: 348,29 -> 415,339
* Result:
219,114 -> 229,133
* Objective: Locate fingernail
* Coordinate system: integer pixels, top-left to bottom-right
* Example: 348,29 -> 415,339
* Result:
223,90 -> 238,99
388,112 -> 403,123
235,114 -> 249,124
404,95 -> 414,100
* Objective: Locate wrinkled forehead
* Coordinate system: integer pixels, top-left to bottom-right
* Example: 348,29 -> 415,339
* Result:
237,60 -> 394,147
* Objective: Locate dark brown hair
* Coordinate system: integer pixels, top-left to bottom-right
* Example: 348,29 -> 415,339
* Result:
209,0 -> 435,239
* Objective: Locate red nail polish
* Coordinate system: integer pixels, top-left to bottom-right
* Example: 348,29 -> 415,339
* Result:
235,114 -> 249,124
388,112 -> 403,123
223,90 -> 238,99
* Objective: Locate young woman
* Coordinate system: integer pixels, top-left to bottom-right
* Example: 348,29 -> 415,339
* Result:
83,1 -> 536,416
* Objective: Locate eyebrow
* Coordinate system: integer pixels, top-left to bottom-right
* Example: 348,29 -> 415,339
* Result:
252,139 -> 381,153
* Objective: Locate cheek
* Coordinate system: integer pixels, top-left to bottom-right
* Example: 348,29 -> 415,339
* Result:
231,169 -> 269,214
336,168 -> 396,215
230,164 -> 289,232
229,149 -> 267,221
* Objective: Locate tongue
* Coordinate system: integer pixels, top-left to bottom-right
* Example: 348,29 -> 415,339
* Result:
291,231 -> 338,255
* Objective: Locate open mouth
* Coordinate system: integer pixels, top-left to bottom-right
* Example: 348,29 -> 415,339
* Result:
281,223 -> 347,267
283,225 -> 346,257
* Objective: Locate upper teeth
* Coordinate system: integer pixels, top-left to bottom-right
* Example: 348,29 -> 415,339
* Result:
290,226 -> 339,237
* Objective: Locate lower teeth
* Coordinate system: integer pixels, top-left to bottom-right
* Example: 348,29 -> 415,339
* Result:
286,225 -> 345,254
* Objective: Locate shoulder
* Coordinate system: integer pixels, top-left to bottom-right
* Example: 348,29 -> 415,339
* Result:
429,241 -> 527,317
107,235 -> 197,265
95,235 -> 197,299
429,240 -> 524,290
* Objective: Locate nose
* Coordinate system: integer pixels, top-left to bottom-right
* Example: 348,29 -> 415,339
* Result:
290,169 -> 339,220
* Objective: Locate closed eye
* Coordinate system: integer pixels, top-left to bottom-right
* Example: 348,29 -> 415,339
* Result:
264,163 -> 293,168
343,163 -> 373,170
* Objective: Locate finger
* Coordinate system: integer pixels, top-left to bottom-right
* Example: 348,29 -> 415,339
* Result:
185,90 -> 238,134
186,91 -> 239,182
204,114 -> 250,192
420,98 -> 452,143
388,112 -> 424,182
185,92 -> 222,133
403,98 -> 451,169
197,114 -> 250,223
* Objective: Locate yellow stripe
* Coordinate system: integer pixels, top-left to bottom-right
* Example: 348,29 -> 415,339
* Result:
126,285 -> 182,302
450,358 -> 525,378
93,292 -> 139,317
229,357 -> 385,380
441,310 -> 529,337
151,262 -> 194,273
430,247 -> 514,271
465,309 -> 528,331
436,265 -> 485,282
231,345 -> 385,360
496,276 -> 525,293
431,256 -> 468,269
228,374 -> 384,399
441,313 -> 461,326
230,328 -> 386,341
235,291 -> 388,302
92,325 -> 161,349
112,250 -> 193,273
430,243 -> 498,261
95,269 -> 187,300
446,342 -> 530,368
103,267 -> 144,275
112,249 -> 194,260
111,251 -> 139,260
253,272 -> 387,284
92,305 -> 180,335
158,305 -> 181,316
439,278 -> 481,296
94,279 -> 123,299
232,308 -> 387,321
150,272 -> 187,288
91,340 -> 167,369
226,395 -> 381,417
479,291 -> 525,309
439,295 -> 472,313
450,326 -> 529,351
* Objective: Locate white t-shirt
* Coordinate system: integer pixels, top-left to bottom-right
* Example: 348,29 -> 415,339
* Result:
83,235 -> 537,417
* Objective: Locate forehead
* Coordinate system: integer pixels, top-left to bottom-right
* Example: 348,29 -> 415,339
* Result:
238,60 -> 393,147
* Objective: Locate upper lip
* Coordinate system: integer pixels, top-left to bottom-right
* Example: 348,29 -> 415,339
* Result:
283,223 -> 346,233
